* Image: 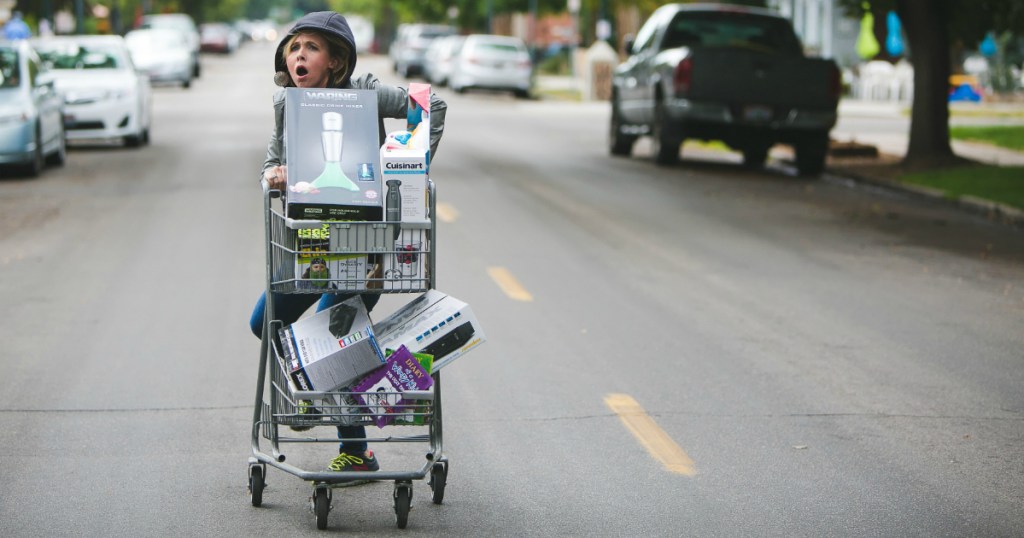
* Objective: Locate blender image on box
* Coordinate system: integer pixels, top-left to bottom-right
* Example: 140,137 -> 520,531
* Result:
290,112 -> 359,193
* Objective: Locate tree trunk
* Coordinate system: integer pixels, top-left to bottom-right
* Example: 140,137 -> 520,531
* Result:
897,0 -> 954,164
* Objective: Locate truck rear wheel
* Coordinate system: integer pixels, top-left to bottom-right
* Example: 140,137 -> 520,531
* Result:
609,100 -> 636,157
795,134 -> 829,177
742,144 -> 771,169
651,101 -> 681,166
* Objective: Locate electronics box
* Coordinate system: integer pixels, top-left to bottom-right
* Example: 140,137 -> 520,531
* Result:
373,290 -> 486,372
278,296 -> 385,392
284,88 -> 383,221
380,148 -> 428,223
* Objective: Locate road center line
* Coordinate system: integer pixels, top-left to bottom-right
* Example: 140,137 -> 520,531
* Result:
435,202 -> 458,223
605,393 -> 696,476
487,267 -> 534,302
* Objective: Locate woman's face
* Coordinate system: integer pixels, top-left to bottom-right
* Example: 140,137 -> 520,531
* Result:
285,32 -> 338,88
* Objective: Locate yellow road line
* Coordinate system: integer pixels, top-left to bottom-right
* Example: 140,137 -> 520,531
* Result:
435,202 -> 458,223
487,266 -> 534,302
605,393 -> 696,476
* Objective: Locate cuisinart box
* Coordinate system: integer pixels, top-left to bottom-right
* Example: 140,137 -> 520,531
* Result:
278,296 -> 385,392
285,88 -> 383,221
373,290 -> 486,372
379,82 -> 431,224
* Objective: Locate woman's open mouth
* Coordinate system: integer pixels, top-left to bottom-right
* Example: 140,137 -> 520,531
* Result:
295,66 -> 309,77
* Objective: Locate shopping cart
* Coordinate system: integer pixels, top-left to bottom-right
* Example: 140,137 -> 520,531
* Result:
248,179 -> 447,530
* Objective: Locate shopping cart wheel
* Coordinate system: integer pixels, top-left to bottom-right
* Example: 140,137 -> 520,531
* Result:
393,481 -> 412,529
313,486 -> 331,530
429,461 -> 447,504
248,464 -> 265,507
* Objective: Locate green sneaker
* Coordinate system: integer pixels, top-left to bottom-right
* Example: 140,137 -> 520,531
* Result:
328,450 -> 380,473
288,400 -> 318,432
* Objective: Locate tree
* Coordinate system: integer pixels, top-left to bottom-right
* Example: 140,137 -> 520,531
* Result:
838,0 -> 1024,166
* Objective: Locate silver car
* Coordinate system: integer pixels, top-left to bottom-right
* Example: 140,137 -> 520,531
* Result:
423,35 -> 465,87
125,28 -> 193,88
0,40 -> 66,176
450,34 -> 533,98
390,23 -> 456,78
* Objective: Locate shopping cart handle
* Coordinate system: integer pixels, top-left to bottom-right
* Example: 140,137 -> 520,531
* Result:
260,179 -> 282,199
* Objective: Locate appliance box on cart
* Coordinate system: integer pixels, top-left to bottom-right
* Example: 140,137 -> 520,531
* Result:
373,290 -> 486,372
294,223 -> 370,291
380,148 -> 428,223
284,88 -> 384,221
382,228 -> 428,291
278,296 -> 385,392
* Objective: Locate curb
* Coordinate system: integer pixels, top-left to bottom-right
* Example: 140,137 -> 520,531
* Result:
825,166 -> 1024,229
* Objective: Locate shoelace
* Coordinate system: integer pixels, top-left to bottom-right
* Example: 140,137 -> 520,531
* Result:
330,453 -> 365,470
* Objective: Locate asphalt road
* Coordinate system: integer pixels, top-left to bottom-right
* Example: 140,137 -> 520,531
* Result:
1,40 -> 1022,537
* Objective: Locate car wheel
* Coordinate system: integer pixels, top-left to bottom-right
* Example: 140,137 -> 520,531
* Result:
650,99 -> 681,166
182,77 -> 191,89
609,97 -> 637,157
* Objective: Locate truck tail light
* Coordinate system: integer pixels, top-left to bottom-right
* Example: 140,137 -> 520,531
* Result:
673,57 -> 693,95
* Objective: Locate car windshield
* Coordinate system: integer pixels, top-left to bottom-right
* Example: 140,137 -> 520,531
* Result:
127,30 -> 185,50
663,12 -> 803,54
0,48 -> 19,88
37,43 -> 126,70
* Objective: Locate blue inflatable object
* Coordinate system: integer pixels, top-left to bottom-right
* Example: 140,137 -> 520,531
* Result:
949,84 -> 981,102
885,11 -> 904,56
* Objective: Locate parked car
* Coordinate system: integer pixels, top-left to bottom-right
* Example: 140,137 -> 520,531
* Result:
449,34 -> 533,98
609,3 -> 841,174
389,23 -> 456,78
0,40 -> 66,176
32,35 -> 152,147
423,35 -> 465,87
199,22 -> 240,54
139,13 -> 201,78
345,14 -> 374,53
125,28 -> 193,88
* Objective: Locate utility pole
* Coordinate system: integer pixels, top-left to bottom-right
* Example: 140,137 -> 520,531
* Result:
75,0 -> 85,33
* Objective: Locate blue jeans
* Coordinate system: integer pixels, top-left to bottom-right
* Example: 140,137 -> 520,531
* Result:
250,291 -> 381,454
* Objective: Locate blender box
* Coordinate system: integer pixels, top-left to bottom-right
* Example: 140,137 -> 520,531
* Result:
379,82 -> 431,224
373,290 -> 486,372
285,88 -> 383,221
382,228 -> 428,291
278,296 -> 385,393
380,149 -> 428,223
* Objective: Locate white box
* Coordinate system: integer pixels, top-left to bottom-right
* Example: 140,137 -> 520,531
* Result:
383,229 -> 428,291
381,148 -> 429,223
374,290 -> 486,371
278,296 -> 385,392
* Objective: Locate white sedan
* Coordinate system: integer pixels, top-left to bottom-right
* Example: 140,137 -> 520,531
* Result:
31,35 -> 152,147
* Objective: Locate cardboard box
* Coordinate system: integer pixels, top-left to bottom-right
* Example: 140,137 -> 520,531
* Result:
382,228 -> 428,291
380,148 -> 428,223
373,290 -> 486,372
285,88 -> 383,221
278,296 -> 385,392
351,345 -> 434,428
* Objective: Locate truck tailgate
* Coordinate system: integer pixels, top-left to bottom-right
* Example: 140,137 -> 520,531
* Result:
686,49 -> 836,110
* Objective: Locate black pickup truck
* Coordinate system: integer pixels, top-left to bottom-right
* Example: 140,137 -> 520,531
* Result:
609,4 -> 841,175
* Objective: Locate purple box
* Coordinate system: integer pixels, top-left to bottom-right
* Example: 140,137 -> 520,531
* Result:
351,345 -> 433,428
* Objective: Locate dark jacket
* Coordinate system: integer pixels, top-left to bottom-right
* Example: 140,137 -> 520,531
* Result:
263,11 -> 447,179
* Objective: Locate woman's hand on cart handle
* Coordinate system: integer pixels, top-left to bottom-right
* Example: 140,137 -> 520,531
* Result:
264,165 -> 288,191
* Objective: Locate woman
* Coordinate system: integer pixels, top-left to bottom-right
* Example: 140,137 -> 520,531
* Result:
250,11 -> 447,476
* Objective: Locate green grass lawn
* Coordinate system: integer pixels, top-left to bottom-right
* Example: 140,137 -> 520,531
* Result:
950,125 -> 1024,151
899,165 -> 1024,210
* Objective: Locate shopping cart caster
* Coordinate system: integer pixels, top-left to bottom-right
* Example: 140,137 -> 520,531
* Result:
311,485 -> 332,530
393,481 -> 412,529
428,461 -> 447,504
248,464 -> 266,507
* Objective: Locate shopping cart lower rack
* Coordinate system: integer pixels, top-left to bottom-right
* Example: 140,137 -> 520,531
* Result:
248,180 -> 448,531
